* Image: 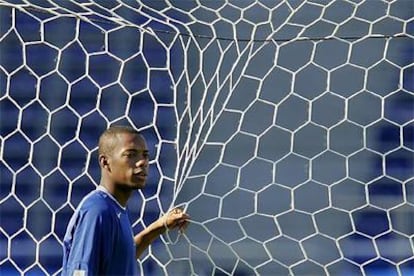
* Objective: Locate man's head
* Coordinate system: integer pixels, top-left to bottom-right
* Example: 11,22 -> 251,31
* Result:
98,126 -> 149,190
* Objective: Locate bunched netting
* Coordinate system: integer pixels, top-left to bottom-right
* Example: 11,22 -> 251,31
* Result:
0,0 -> 413,275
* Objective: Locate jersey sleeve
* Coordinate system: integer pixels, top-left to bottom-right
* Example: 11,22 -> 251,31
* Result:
63,206 -> 114,275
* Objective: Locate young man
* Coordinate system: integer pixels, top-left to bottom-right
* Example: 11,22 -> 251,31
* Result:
62,125 -> 189,275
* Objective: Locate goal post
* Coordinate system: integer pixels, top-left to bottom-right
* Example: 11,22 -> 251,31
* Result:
0,1 -> 413,275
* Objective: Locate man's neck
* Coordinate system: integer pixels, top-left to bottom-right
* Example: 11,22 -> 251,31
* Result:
99,180 -> 132,208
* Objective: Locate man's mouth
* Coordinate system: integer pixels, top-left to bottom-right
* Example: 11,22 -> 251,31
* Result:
134,171 -> 147,177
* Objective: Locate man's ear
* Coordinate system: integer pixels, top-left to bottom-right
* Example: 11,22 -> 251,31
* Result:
99,154 -> 111,172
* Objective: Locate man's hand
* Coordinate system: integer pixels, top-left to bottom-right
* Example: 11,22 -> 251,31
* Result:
162,207 -> 190,233
135,207 -> 190,258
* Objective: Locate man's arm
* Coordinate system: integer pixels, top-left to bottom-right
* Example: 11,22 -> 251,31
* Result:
63,207 -> 112,275
134,208 -> 189,258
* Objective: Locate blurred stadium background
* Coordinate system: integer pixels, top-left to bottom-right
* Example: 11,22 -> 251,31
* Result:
0,0 -> 413,275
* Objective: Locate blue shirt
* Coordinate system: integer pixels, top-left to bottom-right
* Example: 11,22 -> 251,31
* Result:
62,186 -> 138,275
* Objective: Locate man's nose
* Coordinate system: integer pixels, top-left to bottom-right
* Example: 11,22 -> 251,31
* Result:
136,158 -> 148,168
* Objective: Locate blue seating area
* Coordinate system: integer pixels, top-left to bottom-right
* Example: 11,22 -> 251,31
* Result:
0,2 -> 413,275
0,7 -> 174,275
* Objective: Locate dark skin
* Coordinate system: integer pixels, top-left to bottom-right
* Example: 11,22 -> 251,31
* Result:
98,132 -> 189,258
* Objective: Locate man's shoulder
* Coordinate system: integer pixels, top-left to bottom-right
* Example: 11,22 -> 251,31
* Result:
78,190 -> 113,215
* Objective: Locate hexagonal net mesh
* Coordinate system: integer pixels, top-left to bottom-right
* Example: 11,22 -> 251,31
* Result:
0,0 -> 413,275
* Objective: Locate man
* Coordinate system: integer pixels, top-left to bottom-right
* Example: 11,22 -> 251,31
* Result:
62,125 -> 189,275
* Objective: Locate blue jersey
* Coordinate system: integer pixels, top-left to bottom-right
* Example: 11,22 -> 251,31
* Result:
62,186 -> 138,275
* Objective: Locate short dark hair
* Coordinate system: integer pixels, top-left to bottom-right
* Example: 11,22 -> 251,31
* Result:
98,125 -> 140,155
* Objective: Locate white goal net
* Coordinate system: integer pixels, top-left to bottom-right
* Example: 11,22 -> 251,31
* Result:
0,0 -> 413,275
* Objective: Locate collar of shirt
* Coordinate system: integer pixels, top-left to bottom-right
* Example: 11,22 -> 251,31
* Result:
97,185 -> 127,211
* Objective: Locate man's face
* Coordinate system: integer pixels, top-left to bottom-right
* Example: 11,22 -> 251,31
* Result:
107,133 -> 149,190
